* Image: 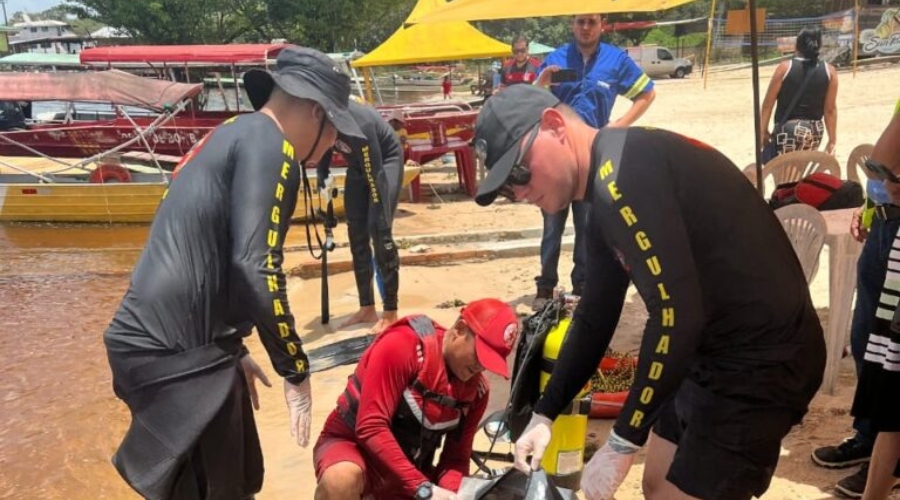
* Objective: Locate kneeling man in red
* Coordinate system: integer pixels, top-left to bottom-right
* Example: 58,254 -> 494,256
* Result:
313,298 -> 519,500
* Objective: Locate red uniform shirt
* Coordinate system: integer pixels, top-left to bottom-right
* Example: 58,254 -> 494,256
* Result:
319,325 -> 489,496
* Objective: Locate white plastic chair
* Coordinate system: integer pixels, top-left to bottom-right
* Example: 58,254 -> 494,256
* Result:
775,204 -> 828,284
761,150 -> 842,198
846,143 -> 874,184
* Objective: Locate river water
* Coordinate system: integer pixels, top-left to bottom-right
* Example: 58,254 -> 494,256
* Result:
0,224 -> 148,499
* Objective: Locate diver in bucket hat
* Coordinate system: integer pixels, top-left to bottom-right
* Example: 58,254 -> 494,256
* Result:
104,45 -> 360,499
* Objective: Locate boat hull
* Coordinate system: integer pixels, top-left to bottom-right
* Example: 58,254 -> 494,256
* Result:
0,165 -> 420,223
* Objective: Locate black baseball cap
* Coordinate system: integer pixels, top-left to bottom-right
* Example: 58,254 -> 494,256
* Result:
474,85 -> 559,206
244,45 -> 364,139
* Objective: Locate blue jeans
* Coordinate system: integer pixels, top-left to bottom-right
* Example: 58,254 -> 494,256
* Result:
536,201 -> 589,290
850,216 -> 900,447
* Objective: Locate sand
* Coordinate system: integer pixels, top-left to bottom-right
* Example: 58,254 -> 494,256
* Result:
172,63 -> 900,499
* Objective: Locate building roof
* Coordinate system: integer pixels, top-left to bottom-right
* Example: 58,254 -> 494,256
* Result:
14,20 -> 69,28
90,26 -> 130,39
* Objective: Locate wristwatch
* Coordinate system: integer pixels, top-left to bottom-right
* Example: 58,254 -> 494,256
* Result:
414,481 -> 433,499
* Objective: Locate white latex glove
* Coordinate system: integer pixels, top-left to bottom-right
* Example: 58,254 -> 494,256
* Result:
239,354 -> 272,410
513,413 -> 554,473
320,173 -> 336,204
284,378 -> 312,447
581,430 -> 640,500
432,485 -> 457,500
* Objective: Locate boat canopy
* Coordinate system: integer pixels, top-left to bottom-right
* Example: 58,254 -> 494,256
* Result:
80,43 -> 288,66
351,0 -> 510,67
0,52 -> 84,67
0,70 -> 203,111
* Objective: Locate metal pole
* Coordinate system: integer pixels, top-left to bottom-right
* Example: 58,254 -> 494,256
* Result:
853,0 -> 860,78
749,0 -> 763,193
1,0 -> 8,26
703,0 -> 717,90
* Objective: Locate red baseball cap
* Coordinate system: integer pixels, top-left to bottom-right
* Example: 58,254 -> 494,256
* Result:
461,298 -> 519,379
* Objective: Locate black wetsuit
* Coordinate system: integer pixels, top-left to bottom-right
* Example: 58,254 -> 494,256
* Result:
104,113 -> 311,499
534,127 -> 826,500
317,101 -> 403,311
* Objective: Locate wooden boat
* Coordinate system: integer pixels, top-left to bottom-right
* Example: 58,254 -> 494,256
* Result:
0,158 -> 421,224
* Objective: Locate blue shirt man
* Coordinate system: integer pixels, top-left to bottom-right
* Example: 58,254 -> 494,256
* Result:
530,14 -> 656,310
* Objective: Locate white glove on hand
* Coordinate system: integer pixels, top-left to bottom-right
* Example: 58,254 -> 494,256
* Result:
431,486 -> 457,500
284,378 -> 312,447
581,430 -> 640,500
320,174 -> 336,204
239,354 -> 272,410
513,413 -> 554,473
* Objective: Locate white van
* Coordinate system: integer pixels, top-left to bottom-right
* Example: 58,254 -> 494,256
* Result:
626,45 -> 693,79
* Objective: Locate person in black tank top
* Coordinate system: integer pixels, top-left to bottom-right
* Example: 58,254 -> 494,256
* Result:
760,27 -> 839,157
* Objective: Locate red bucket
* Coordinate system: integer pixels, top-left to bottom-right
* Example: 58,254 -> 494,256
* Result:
589,355 -> 637,419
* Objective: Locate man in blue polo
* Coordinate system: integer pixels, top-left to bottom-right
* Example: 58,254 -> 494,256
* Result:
531,13 -> 656,310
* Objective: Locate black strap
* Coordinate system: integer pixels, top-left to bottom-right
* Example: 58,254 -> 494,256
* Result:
774,60 -> 821,132
408,315 -> 436,337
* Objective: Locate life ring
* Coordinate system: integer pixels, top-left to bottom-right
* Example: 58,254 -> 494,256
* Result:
89,164 -> 132,184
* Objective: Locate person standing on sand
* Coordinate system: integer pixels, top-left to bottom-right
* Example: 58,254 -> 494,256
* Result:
530,13 -> 656,311
103,46 -> 363,500
442,75 -> 452,100
316,101 -> 404,334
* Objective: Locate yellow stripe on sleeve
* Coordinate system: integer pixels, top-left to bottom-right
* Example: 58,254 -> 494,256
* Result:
625,74 -> 651,100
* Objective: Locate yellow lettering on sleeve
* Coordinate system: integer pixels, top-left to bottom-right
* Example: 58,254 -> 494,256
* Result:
267,274 -> 278,292
629,410 -> 645,428
295,359 -> 307,373
662,307 -> 675,327
649,361 -> 664,380
271,206 -> 280,225
278,322 -> 291,338
658,283 -> 670,300
636,231 -> 651,251
280,161 -> 291,180
656,334 -> 670,354
646,256 -> 661,275
619,206 -> 637,227
282,141 -> 295,160
598,159 -> 614,180
275,183 -> 285,202
607,181 -> 622,201
266,253 -> 274,269
640,386 -> 654,405
287,342 -> 298,356
273,299 -> 285,316
267,229 -> 279,248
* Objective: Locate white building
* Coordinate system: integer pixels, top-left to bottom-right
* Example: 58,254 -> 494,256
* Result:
9,19 -> 85,54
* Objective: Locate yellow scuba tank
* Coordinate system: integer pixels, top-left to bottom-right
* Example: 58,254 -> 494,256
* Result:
539,316 -> 591,491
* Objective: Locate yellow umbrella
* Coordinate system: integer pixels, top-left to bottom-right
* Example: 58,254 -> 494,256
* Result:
406,0 -> 698,25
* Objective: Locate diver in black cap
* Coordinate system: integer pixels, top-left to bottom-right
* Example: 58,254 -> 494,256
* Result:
104,45 -> 363,500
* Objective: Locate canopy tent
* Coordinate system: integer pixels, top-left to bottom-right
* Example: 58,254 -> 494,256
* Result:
529,41 -> 555,56
351,0 -> 511,68
406,0 -> 698,25
0,70 -> 203,112
408,0 -> 769,191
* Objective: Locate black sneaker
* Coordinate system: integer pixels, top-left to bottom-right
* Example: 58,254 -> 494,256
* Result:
811,438 -> 872,469
532,287 -> 553,312
835,464 -> 868,498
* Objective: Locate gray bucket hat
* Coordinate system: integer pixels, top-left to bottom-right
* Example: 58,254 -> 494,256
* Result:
244,45 -> 364,139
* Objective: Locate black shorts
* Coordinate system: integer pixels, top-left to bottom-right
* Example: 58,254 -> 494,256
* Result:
653,378 -> 806,500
